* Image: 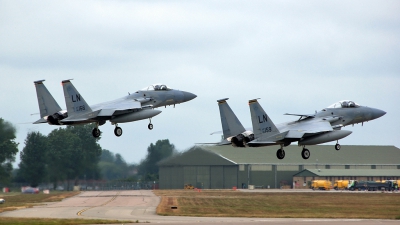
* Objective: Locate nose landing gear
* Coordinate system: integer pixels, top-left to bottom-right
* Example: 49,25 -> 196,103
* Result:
335,141 -> 341,150
148,118 -> 153,130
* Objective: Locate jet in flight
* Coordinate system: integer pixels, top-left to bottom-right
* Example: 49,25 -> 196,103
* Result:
245,99 -> 386,160
33,80 -> 196,137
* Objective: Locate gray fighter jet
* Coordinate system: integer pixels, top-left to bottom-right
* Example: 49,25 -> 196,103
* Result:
33,80 -> 196,137
244,99 -> 386,160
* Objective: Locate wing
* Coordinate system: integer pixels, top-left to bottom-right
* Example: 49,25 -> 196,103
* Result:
249,119 -> 333,146
61,100 -> 143,122
96,101 -> 142,116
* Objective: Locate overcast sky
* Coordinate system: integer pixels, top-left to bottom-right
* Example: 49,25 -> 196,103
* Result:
1,0 -> 399,166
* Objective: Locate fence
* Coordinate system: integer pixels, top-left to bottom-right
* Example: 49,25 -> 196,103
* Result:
6,181 -> 159,192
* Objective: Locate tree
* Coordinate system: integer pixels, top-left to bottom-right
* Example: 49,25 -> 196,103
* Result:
0,118 -> 19,184
47,124 -> 102,188
98,150 -> 129,180
66,125 -> 102,181
100,149 -> 115,163
139,139 -> 176,181
18,132 -> 48,187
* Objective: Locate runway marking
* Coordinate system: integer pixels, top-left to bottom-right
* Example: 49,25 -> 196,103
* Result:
77,191 -> 120,216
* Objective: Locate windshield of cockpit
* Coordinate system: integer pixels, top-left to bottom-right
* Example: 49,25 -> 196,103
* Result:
327,100 -> 359,108
141,84 -> 171,91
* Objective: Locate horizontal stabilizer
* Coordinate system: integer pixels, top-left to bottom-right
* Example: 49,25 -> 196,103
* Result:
195,140 -> 231,146
33,118 -> 47,124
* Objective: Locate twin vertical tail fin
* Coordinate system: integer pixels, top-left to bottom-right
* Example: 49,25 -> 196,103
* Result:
248,99 -> 279,139
62,80 -> 92,117
217,98 -> 246,139
34,80 -> 62,122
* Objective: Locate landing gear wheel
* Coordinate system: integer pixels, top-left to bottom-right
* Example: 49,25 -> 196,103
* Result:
92,128 -> 101,138
335,143 -> 341,150
276,149 -> 285,160
301,148 -> 310,159
114,127 -> 123,137
148,123 -> 153,130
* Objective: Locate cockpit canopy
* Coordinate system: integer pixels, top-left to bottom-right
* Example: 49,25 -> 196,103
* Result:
327,100 -> 360,108
141,84 -> 172,91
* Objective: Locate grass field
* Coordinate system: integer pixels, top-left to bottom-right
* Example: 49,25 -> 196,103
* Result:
0,191 -> 134,225
0,191 -> 80,214
155,190 -> 400,219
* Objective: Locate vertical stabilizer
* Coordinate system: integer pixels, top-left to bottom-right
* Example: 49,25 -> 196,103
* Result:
248,99 -> 279,139
62,80 -> 92,116
34,80 -> 62,118
217,98 -> 245,139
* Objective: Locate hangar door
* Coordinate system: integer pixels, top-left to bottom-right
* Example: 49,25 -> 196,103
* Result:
210,166 -> 223,189
184,166 -> 210,189
223,166 -> 238,188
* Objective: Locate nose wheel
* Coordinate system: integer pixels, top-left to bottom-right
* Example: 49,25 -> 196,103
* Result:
114,126 -> 123,137
301,148 -> 310,159
335,142 -> 341,150
148,118 -> 154,130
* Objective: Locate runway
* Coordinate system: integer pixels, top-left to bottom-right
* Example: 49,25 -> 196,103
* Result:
0,190 -> 398,224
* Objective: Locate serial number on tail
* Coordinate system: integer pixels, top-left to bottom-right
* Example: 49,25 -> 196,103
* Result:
75,105 -> 85,112
261,127 -> 272,133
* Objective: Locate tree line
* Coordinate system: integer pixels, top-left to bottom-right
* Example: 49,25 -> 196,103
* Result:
0,118 -> 176,188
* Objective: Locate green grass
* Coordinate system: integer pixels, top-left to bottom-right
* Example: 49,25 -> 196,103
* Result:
155,190 -> 400,219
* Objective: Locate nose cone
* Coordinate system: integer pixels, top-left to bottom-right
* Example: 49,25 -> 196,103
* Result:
182,91 -> 197,102
371,108 -> 386,120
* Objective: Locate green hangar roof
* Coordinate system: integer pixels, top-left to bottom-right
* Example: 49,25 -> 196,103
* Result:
159,145 -> 400,166
294,169 -> 400,177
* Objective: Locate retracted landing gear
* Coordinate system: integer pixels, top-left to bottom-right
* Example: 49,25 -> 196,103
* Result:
114,124 -> 123,137
92,123 -> 101,138
148,118 -> 153,130
301,147 -> 310,159
276,145 -> 285,160
335,141 -> 341,150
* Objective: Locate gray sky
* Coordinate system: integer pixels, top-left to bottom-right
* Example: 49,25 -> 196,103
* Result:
1,0 -> 399,166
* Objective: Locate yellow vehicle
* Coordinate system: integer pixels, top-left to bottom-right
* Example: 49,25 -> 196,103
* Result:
333,180 -> 349,190
184,184 -> 194,189
311,180 -> 332,190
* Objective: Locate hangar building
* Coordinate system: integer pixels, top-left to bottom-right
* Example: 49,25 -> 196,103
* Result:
158,145 -> 400,189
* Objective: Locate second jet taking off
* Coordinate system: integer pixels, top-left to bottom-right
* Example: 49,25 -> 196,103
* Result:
215,98 -> 386,160
33,80 -> 196,137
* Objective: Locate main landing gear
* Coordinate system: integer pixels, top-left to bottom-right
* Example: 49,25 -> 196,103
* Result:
276,145 -> 285,160
301,147 -> 310,159
92,119 -> 156,138
92,122 -> 102,138
92,127 -> 101,138
114,124 -> 122,137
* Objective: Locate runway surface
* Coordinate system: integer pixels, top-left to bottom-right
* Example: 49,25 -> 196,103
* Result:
0,190 -> 398,224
